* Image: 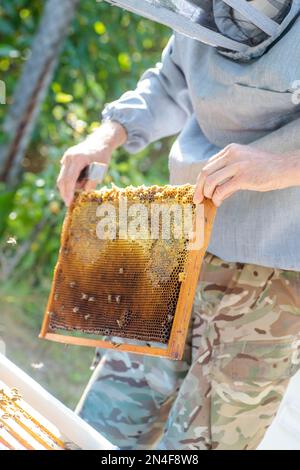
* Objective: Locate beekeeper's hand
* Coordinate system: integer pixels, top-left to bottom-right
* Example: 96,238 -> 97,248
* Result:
57,121 -> 127,207
193,144 -> 300,207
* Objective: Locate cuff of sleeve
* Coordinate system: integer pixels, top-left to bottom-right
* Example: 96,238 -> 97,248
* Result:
102,99 -> 153,154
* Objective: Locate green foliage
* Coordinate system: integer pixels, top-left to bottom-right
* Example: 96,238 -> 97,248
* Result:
0,0 -> 172,279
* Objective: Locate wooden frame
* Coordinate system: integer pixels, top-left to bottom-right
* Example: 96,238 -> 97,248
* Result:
40,197 -> 216,360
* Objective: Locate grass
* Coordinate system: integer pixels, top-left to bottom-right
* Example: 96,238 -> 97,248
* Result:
0,276 -> 94,409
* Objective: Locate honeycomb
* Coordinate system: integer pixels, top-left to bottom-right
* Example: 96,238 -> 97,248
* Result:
0,381 -> 65,450
42,184 -> 215,354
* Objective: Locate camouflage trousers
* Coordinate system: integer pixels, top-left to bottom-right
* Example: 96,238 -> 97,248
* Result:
76,253 -> 300,450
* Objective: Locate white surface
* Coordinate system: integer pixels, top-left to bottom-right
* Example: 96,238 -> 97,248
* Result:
0,353 -> 116,450
258,369 -> 300,450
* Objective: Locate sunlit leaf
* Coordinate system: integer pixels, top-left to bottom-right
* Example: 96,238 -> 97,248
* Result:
19,9 -> 31,20
118,52 -> 131,71
94,21 -> 106,35
55,92 -> 73,104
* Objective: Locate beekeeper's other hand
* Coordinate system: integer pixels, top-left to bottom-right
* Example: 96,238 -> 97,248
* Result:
57,121 -> 127,207
193,144 -> 300,207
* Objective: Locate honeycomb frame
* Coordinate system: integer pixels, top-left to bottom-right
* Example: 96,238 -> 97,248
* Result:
40,185 -> 216,360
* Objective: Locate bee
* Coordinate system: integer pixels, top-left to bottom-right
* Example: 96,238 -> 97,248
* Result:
117,309 -> 131,329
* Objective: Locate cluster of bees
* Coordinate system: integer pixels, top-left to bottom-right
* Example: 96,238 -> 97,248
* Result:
0,387 -> 22,423
0,384 -> 65,450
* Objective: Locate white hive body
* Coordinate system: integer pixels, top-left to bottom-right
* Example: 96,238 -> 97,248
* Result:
0,353 -> 115,450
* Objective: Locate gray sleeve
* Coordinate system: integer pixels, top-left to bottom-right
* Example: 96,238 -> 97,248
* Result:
102,35 -> 193,153
250,117 -> 300,154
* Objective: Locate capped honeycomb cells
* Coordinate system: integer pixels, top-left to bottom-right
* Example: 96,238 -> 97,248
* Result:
46,184 -> 196,345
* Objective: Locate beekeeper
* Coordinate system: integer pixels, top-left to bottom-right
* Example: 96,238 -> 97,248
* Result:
57,0 -> 300,450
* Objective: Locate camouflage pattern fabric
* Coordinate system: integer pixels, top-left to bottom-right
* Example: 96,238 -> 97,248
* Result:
76,253 -> 300,450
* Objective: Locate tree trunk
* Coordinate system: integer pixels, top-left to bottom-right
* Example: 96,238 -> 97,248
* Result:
0,0 -> 80,186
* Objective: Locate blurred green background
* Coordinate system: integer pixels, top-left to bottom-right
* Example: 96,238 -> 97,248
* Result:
0,0 -> 171,408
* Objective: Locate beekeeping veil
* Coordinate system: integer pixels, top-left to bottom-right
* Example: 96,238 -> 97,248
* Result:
105,0 -> 300,60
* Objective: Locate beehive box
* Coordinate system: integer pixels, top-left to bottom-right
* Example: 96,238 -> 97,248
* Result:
40,184 -> 216,360
0,353 -> 115,450
0,380 -> 65,450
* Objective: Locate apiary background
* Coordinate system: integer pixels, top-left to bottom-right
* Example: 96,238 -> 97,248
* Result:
1,292 -> 93,409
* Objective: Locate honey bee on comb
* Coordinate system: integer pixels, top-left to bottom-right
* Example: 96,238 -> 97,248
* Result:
40,184 -> 216,360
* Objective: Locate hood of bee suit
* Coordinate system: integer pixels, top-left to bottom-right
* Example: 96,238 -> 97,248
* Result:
105,0 -> 300,61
